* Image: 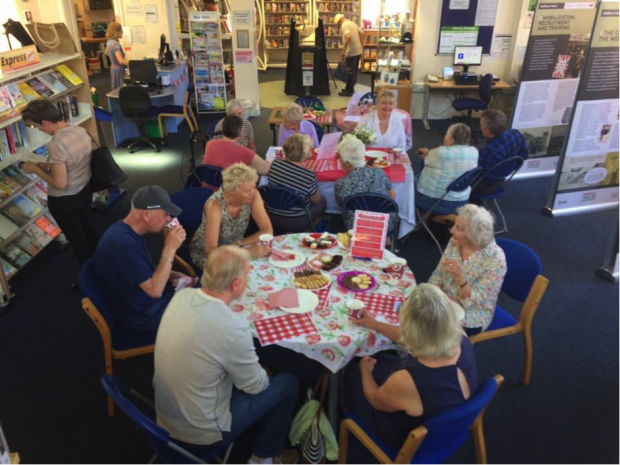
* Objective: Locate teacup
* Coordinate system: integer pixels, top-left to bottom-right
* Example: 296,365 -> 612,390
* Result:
346,299 -> 365,319
259,234 -> 274,247
390,257 -> 407,272
393,147 -> 403,158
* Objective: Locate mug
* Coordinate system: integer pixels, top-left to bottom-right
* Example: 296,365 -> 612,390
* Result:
346,299 -> 365,319
390,257 -> 407,272
165,218 -> 179,231
259,233 -> 274,247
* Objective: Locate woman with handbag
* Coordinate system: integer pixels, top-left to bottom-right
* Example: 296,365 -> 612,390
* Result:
20,100 -> 99,271
105,22 -> 128,90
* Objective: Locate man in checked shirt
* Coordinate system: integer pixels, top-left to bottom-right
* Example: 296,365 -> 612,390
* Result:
472,110 -> 529,195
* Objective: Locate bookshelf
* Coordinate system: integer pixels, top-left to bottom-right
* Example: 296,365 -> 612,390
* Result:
316,0 -> 361,65
0,51 -> 96,305
263,0 -> 310,62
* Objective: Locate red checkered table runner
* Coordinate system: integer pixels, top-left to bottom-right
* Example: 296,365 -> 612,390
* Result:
313,283 -> 332,310
302,159 -> 333,172
357,292 -> 404,318
384,164 -> 406,183
313,113 -> 332,124
254,313 -> 318,346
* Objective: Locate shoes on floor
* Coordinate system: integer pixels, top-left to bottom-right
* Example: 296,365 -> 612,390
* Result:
338,90 -> 353,96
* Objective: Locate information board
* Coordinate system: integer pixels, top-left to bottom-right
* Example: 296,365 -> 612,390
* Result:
436,0 -> 498,55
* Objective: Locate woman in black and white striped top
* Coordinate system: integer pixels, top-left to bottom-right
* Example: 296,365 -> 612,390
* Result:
266,134 -> 326,232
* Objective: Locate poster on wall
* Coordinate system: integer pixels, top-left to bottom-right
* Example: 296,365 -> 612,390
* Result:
437,0 -> 498,54
510,0 -> 597,179
545,0 -> 619,216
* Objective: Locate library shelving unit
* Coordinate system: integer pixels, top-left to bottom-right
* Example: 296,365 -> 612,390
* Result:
0,51 -> 95,305
316,0 -> 361,68
263,0 -> 311,68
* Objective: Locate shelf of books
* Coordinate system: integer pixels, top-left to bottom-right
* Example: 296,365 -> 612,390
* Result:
0,51 -> 95,304
264,0 -> 310,62
316,0 -> 360,66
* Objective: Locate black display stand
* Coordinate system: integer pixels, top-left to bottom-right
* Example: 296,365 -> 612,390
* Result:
284,20 -> 331,96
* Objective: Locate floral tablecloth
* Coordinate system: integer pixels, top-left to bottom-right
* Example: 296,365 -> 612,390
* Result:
233,233 -> 417,373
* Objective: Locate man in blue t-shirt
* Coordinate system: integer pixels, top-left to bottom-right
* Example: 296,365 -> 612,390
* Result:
94,186 -> 193,331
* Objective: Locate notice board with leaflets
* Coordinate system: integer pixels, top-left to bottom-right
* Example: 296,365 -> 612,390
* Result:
436,0 -> 498,55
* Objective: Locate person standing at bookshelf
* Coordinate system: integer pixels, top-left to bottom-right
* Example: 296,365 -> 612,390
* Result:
335,14 -> 364,97
20,99 -> 98,269
105,22 -> 129,90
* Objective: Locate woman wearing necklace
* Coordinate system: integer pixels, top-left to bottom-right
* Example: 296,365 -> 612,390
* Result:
203,115 -> 271,178
358,88 -> 407,150
105,22 -> 129,90
190,163 -> 273,270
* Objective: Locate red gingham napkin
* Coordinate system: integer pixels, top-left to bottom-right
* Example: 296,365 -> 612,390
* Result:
384,164 -> 406,183
268,289 -> 300,309
271,250 -> 296,260
312,283 -> 332,310
314,113 -> 332,124
254,313 -> 318,346
357,292 -> 404,317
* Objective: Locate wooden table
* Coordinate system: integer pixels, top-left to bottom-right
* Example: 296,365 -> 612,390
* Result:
267,106 -> 334,146
423,77 -> 511,131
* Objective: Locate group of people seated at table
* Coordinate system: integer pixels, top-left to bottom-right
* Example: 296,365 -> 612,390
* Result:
87,93 -> 529,460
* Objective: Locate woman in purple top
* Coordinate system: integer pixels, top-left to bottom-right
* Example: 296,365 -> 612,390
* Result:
344,283 -> 478,451
278,103 -> 319,148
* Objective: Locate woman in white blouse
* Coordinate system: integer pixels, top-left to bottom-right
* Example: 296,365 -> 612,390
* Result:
358,88 -> 407,150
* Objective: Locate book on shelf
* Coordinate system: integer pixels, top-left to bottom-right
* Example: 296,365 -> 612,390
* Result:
14,230 -> 40,255
23,223 -> 52,250
3,166 -> 30,186
50,70 -> 75,90
33,145 -> 49,159
56,64 -> 83,86
35,180 -> 48,194
25,184 -> 48,208
0,86 -> 16,114
0,129 -> 10,159
2,203 -> 31,227
39,71 -> 70,94
34,215 -> 60,238
0,214 -> 19,240
1,242 -> 31,269
17,82 -> 41,102
12,194 -> 42,217
1,258 -> 18,279
25,77 -> 55,99
0,173 -> 19,195
7,82 -> 27,107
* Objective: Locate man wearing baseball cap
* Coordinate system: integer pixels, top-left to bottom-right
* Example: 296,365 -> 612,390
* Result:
335,14 -> 364,96
94,186 -> 194,332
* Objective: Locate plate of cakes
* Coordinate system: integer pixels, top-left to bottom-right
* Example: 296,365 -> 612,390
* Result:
302,232 -> 338,250
337,271 -> 377,293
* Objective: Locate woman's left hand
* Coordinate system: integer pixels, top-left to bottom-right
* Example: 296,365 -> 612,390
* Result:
442,258 -> 465,281
359,356 -> 377,375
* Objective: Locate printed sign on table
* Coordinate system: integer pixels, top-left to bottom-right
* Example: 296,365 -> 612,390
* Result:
316,132 -> 342,160
351,211 -> 389,260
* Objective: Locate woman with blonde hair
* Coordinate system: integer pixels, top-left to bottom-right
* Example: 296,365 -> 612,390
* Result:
278,103 -> 319,148
105,22 -> 128,90
266,134 -> 326,232
190,163 -> 273,269
344,283 -> 478,451
358,88 -> 408,150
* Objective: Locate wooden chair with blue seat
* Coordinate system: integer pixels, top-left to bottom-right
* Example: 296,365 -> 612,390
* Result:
451,74 -> 493,140
101,374 -> 234,464
338,375 -> 504,464
167,187 -> 214,277
342,193 -> 399,252
119,85 -> 161,153
470,238 -> 549,385
403,167 -> 482,255
258,184 -> 316,235
79,258 -> 157,417
469,156 -> 524,234
157,84 -> 200,146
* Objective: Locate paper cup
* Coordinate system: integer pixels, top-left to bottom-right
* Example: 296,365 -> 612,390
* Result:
165,217 -> 179,231
346,299 -> 365,319
390,257 -> 407,273
259,233 -> 274,247
393,147 -> 403,156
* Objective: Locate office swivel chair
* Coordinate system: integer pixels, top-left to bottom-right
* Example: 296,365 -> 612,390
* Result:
452,74 -> 493,140
119,85 -> 161,153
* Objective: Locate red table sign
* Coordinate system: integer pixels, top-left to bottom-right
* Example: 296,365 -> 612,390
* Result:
351,211 -> 389,260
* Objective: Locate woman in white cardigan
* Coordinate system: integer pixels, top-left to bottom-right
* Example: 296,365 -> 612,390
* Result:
358,88 -> 408,150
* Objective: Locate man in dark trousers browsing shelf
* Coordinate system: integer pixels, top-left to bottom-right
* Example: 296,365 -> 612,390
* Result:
94,186 -> 195,331
335,13 -> 364,97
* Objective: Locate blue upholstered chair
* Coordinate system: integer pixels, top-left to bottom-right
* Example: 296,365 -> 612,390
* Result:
470,238 -> 549,385
294,95 -> 325,109
451,74 -> 494,137
342,193 -> 399,252
470,156 -> 525,234
168,187 -> 214,277
406,167 -> 482,254
101,375 -> 234,464
79,259 -> 157,416
310,120 -> 325,144
258,184 -> 316,234
195,164 -> 223,190
359,91 -> 377,106
202,118 -> 222,149
338,375 -> 504,464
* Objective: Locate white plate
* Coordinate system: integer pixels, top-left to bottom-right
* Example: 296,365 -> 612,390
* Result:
279,289 -> 319,314
291,271 -> 332,291
366,150 -> 387,159
308,253 -> 345,272
269,252 -> 306,269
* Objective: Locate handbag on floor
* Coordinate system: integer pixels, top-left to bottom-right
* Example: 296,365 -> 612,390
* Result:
26,22 -> 78,55
89,135 -> 128,192
334,60 -> 351,83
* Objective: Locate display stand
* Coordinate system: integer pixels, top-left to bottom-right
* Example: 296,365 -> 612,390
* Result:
189,11 -> 227,114
284,19 -> 330,96
596,212 -> 619,284
0,51 -> 95,305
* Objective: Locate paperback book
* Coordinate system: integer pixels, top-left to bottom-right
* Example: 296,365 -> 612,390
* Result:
25,185 -> 48,208
25,77 -> 55,98
1,243 -> 31,268
39,71 -> 70,94
3,166 -> 30,186
17,82 -> 41,102
1,259 -> 18,279
55,65 -> 83,86
23,223 -> 52,250
34,215 -> 61,238
0,214 -> 19,240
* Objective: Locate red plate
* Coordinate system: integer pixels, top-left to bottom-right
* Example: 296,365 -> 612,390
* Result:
301,233 -> 338,249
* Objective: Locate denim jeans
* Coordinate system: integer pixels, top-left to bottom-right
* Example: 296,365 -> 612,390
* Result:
173,373 -> 299,459
415,190 -> 467,215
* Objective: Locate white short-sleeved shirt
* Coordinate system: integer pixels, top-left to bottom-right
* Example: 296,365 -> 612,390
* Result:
359,110 -> 407,150
341,20 -> 362,57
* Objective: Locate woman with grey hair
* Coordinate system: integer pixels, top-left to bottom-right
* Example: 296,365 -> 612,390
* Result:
416,123 -> 478,219
429,204 -> 506,336
213,99 -> 256,152
335,135 -> 395,230
278,103 -> 320,148
343,283 -> 478,451
266,134 -> 326,232
190,163 -> 273,269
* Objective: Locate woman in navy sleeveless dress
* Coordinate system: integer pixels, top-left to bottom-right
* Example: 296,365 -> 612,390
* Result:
345,284 -> 478,451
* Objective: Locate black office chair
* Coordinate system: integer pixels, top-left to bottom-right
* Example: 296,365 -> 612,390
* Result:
452,74 -> 493,139
119,85 -> 161,153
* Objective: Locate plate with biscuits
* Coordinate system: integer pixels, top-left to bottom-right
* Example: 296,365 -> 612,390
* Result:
293,270 -> 332,290
366,158 -> 390,169
302,233 -> 338,250
337,271 -> 377,293
308,253 -> 344,272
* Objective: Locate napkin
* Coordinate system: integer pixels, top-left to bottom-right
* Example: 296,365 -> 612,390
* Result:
268,288 -> 300,309
271,250 -> 296,260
